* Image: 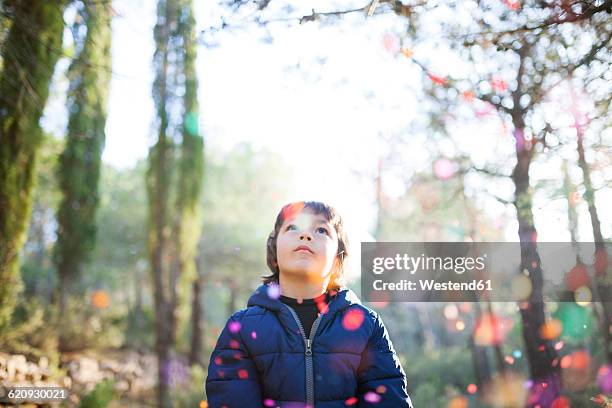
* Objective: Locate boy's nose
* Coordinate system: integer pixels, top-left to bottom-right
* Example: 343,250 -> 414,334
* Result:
299,233 -> 312,241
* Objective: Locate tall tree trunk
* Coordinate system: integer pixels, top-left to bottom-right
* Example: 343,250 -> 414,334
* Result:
189,264 -> 204,366
511,110 -> 560,400
54,0 -> 112,351
228,279 -> 237,317
0,0 -> 66,332
149,0 -> 174,402
147,0 -> 202,404
507,46 -> 560,404
571,86 -> 612,363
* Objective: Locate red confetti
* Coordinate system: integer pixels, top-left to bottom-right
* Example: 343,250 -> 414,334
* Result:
462,90 -> 475,102
491,78 -> 507,92
345,397 -> 358,406
566,263 -> 590,291
229,340 -> 240,349
281,202 -> 305,223
428,73 -> 448,85
238,369 -> 249,379
467,383 -> 478,394
551,396 -> 570,408
342,309 -> 365,331
503,0 -> 521,10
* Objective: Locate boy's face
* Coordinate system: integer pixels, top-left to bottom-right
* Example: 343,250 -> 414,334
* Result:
276,208 -> 339,285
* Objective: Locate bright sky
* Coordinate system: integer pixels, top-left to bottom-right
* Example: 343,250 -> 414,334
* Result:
40,0 -> 611,283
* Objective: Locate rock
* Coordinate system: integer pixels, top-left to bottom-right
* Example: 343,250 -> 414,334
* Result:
70,357 -> 103,384
38,356 -> 49,370
7,354 -> 27,380
0,352 -> 8,369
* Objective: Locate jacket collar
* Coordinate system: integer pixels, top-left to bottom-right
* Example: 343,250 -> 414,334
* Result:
247,283 -> 361,317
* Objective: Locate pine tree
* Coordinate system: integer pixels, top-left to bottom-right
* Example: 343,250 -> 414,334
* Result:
0,0 -> 67,332
54,0 -> 113,349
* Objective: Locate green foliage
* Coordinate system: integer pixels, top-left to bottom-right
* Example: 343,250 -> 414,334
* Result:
55,295 -> 125,352
0,298 -> 59,360
20,134 -> 63,299
0,0 -> 67,332
172,0 -> 205,355
90,162 -> 148,290
55,0 -> 113,291
403,346 -> 477,393
410,382 -> 447,408
79,379 -> 116,408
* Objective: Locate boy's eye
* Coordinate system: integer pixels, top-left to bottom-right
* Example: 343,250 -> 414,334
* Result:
286,224 -> 297,231
316,227 -> 329,235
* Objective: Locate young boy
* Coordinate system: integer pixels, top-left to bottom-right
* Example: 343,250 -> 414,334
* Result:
206,201 -> 413,408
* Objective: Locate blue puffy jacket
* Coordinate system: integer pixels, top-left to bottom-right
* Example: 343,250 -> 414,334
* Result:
205,284 -> 413,408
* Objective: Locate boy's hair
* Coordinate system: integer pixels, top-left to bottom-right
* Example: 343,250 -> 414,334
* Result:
263,201 -> 349,291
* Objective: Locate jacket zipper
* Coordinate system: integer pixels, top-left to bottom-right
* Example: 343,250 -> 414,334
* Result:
284,305 -> 323,408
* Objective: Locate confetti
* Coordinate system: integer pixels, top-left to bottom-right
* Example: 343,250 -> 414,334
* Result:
364,391 -> 381,403
267,283 -> 281,299
491,78 -> 507,93
382,33 -> 400,53
503,0 -> 521,10
462,90 -> 475,102
228,321 -> 241,334
400,47 -> 414,58
91,290 -> 110,309
428,73 -> 448,85
596,364 -> 612,393
433,158 -> 455,180
539,319 -> 562,340
342,309 -> 365,331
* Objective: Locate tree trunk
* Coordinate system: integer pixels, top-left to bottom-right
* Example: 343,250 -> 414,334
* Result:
149,0 -> 181,405
55,0 -> 112,351
0,0 -> 66,332
511,113 -> 561,400
228,280 -> 238,317
571,87 -> 612,363
469,301 -> 492,389
189,267 -> 204,366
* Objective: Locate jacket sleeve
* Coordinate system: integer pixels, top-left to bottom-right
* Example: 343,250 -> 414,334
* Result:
205,312 -> 263,408
356,312 -> 413,408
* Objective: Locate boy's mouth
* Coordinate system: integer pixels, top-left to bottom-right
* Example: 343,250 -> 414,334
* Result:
294,245 -> 314,254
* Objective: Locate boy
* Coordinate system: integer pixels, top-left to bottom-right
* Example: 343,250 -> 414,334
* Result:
206,201 -> 413,407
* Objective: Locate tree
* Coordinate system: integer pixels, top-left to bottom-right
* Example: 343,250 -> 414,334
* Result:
148,0 -> 178,405
389,1 -> 610,401
54,0 -> 113,349
172,0 -> 205,361
148,0 -> 204,404
0,0 -> 67,332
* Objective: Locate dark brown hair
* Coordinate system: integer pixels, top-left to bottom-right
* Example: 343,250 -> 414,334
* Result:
262,201 -> 349,291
